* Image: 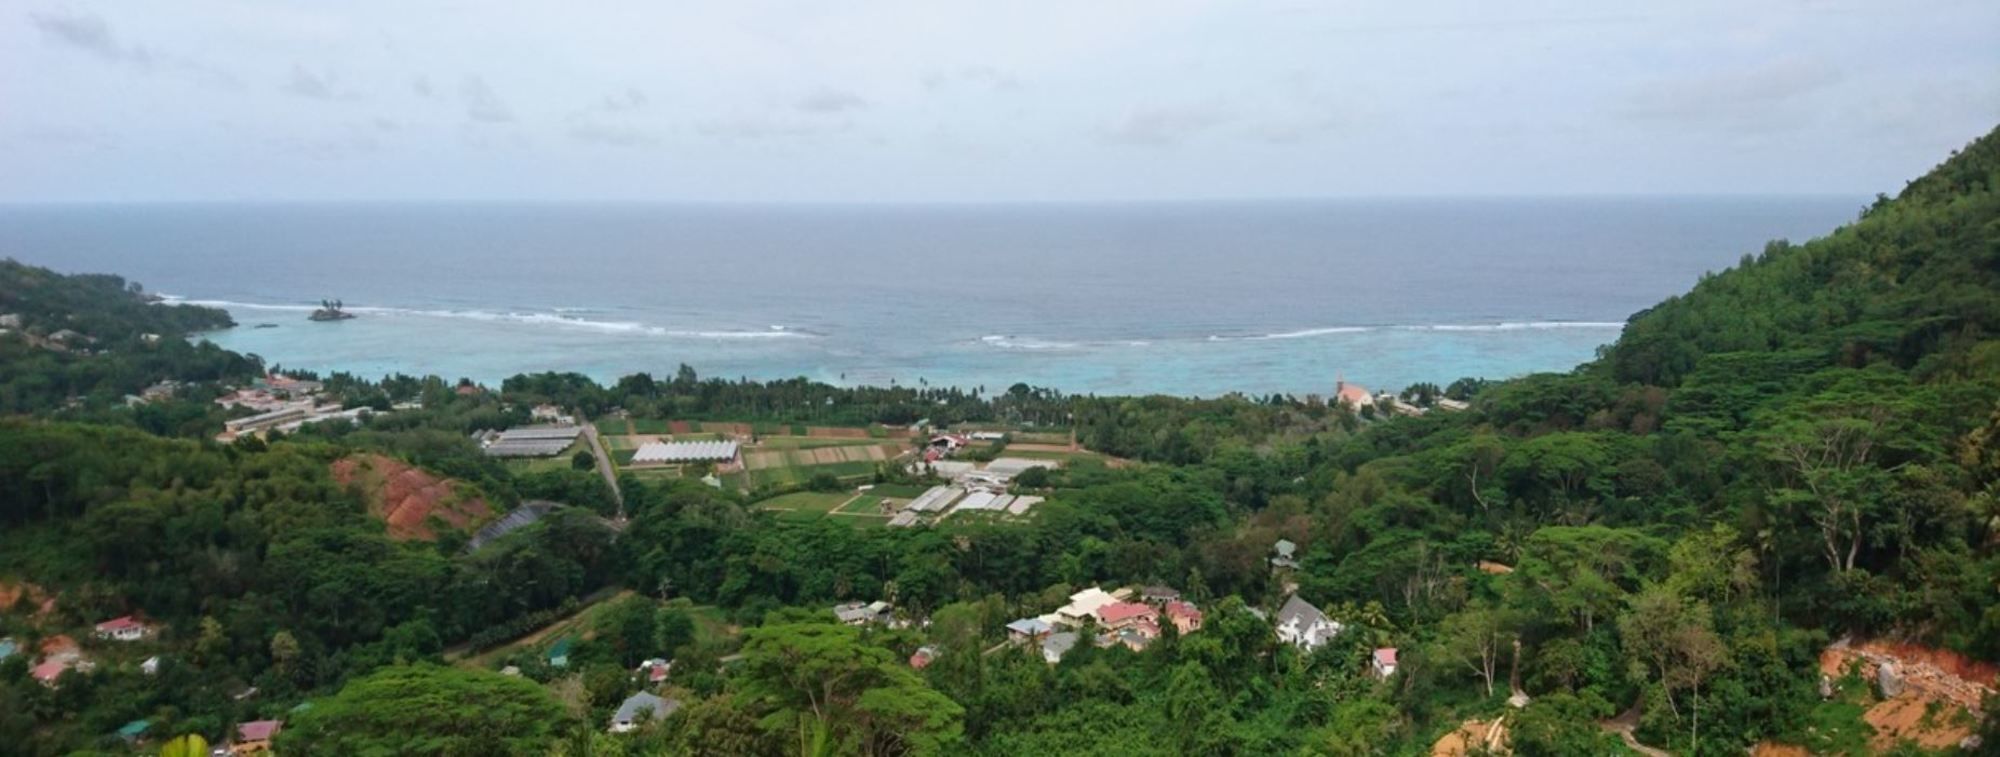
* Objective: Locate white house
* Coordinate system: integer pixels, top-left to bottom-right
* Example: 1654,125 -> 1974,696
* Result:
1055,587 -> 1120,626
1372,648 -> 1399,679
1273,595 -> 1342,651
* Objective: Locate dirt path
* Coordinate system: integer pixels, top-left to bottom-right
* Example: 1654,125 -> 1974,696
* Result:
1600,701 -> 1670,757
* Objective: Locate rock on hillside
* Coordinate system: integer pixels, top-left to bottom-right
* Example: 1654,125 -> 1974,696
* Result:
332,454 -> 496,541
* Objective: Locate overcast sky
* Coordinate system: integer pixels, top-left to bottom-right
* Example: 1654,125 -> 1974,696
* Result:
3,1 -> 1997,202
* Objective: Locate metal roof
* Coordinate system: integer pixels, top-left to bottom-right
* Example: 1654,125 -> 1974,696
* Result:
631,440 -> 739,463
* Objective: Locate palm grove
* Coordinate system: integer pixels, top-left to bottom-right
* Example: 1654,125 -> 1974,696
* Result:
0,126 -> 1998,754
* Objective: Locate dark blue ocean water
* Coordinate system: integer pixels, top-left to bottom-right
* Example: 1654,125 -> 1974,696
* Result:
0,199 -> 1859,397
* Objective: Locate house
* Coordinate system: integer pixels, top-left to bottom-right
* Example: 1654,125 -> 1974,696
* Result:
548,638 -> 573,668
832,600 -> 893,626
233,720 -> 282,754
1041,632 -> 1080,664
609,691 -> 679,733
1271,539 -> 1300,570
1096,601 -> 1158,633
94,615 -> 153,642
141,655 -> 161,675
1334,378 -> 1372,410
1164,600 -> 1204,635
1111,627 -> 1154,652
1139,585 -> 1181,605
1055,587 -> 1121,626
530,403 -> 566,422
1434,398 -> 1470,412
1274,595 -> 1343,651
30,660 -> 67,687
0,637 -> 16,661
910,645 -> 938,669
636,658 -> 672,685
1372,648 -> 1399,679
1006,617 -> 1054,643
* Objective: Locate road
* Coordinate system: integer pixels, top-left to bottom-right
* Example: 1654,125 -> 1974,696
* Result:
580,419 -> 625,519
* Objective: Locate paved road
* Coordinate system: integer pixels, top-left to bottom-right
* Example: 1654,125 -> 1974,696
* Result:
580,420 -> 625,519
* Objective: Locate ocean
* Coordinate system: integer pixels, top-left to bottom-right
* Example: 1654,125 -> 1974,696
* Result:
0,198 -> 1860,398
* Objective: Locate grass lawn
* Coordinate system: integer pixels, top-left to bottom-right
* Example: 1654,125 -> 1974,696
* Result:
865,483 -> 932,498
603,435 -> 643,450
624,467 -> 685,482
836,495 -> 906,516
630,418 -> 673,434
756,491 -> 856,513
594,418 -> 629,436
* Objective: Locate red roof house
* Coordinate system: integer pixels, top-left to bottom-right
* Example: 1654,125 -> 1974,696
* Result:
1164,600 -> 1204,634
30,660 -> 66,686
94,615 -> 152,641
1097,601 -> 1158,631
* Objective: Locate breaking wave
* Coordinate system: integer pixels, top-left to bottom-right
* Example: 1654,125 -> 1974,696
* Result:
159,295 -> 815,340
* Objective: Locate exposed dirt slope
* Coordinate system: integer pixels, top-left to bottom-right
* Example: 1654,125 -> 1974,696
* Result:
332,453 -> 495,541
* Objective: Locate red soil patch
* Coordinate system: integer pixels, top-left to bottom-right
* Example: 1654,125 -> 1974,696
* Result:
1432,718 -> 1508,756
40,634 -> 79,658
0,581 -> 55,617
332,454 -> 495,542
1862,696 -> 1973,751
668,420 -> 692,435
1820,639 -> 1997,711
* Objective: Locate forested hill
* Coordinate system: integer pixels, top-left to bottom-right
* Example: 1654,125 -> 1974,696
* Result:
1605,125 -> 2000,387
0,259 -> 257,414
2,129 -> 2000,755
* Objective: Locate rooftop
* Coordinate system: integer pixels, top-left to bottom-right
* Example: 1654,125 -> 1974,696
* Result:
632,439 -> 740,464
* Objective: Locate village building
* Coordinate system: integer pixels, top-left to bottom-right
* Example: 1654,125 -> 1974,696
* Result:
1041,632 -> 1080,664
530,403 -> 572,424
1271,539 -> 1301,570
1110,627 -> 1154,652
610,692 -> 679,733
0,637 -> 16,661
1334,378 -> 1372,410
232,720 -> 282,754
832,600 -> 894,626
141,656 -> 161,675
636,658 -> 672,685
31,660 -> 68,687
1139,585 -> 1181,604
1097,601 -> 1159,634
1372,648 -> 1399,679
94,615 -> 153,642
910,645 -> 938,669
1006,617 -> 1054,643
1055,587 -> 1123,626
1164,600 -> 1205,635
1274,594 -> 1343,651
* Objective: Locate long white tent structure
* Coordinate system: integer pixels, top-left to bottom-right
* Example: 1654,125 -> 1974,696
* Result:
632,440 -> 740,464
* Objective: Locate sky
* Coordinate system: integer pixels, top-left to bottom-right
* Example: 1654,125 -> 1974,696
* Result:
3,1 -> 1997,203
